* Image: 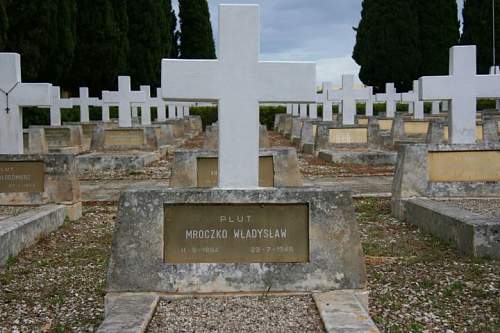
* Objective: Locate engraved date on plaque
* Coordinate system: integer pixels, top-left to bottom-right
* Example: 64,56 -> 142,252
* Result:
164,203 -> 309,263
0,161 -> 45,193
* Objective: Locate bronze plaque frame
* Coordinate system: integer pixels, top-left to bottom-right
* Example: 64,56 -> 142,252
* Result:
164,203 -> 310,264
0,161 -> 45,193
197,156 -> 274,187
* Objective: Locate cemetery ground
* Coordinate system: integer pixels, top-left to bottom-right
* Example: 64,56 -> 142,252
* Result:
0,131 -> 498,332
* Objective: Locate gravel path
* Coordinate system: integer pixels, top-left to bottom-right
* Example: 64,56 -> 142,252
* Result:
440,199 -> 500,219
147,296 -> 325,333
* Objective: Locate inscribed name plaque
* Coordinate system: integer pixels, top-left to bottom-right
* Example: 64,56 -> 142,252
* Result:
104,129 -> 144,146
329,128 -> 368,144
428,150 -> 500,182
358,118 -> 369,125
379,119 -> 393,131
404,121 -> 429,135
197,157 -> 274,187
164,203 -> 309,263
0,161 -> 44,193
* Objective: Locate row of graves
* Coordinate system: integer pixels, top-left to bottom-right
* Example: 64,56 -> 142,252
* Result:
0,4 -> 499,332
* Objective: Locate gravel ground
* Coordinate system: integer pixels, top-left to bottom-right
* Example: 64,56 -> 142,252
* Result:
0,203 -> 116,332
0,206 -> 38,221
147,296 -> 325,333
79,158 -> 172,181
356,198 -> 499,333
440,199 -> 500,219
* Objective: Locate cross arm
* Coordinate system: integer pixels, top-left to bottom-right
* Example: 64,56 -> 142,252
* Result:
162,59 -> 220,101
11,83 -> 51,107
102,91 -> 120,104
419,76 -> 454,100
257,61 -> 316,103
474,75 -> 500,98
353,88 -> 371,101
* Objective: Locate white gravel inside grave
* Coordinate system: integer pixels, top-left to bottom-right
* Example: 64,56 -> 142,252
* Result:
439,199 -> 500,219
147,295 -> 325,333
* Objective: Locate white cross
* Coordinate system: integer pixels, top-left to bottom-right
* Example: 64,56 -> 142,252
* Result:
0,53 -> 51,154
101,91 -> 111,122
183,104 -> 190,117
431,101 -> 440,115
167,104 -> 177,119
365,86 -> 375,117
420,45 -> 500,144
401,80 -> 424,119
376,83 -> 398,118
292,103 -> 299,116
138,85 -> 152,125
286,104 -> 292,114
151,88 -> 167,122
50,86 -> 73,126
102,76 -> 146,127
299,103 -> 308,119
162,4 -> 315,188
490,66 -> 500,109
309,103 -> 318,119
328,74 -> 370,125
317,82 -> 333,121
72,87 -> 100,123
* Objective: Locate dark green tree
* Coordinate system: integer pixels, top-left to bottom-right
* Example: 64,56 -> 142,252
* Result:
70,0 -> 129,95
0,0 -> 8,50
417,0 -> 460,76
353,0 -> 421,92
461,0 -> 500,74
127,0 -> 173,88
178,0 -> 216,59
169,8 -> 179,58
5,0 -> 58,81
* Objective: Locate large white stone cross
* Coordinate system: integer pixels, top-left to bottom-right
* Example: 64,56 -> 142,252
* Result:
50,86 -> 73,126
102,76 -> 146,127
328,74 -> 370,125
420,45 -> 500,144
401,80 -> 424,119
72,87 -> 101,123
376,83 -> 398,118
317,82 -> 333,121
0,53 -> 51,154
162,4 -> 315,188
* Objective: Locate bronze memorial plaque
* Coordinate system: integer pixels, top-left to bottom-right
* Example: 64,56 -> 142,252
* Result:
197,157 -> 274,187
0,161 -> 45,193
164,203 -> 309,263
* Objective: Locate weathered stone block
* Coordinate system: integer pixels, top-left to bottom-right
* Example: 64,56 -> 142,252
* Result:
107,187 -> 367,293
170,148 -> 302,188
203,124 -> 270,149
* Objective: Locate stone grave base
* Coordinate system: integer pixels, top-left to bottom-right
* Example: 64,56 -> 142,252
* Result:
203,124 -> 270,149
391,143 -> 500,219
0,204 -> 66,267
28,125 -> 86,154
402,198 -> 499,259
299,119 -> 324,154
315,123 -> 372,151
0,154 -> 81,207
77,150 -> 165,173
107,187 -> 366,293
153,119 -> 186,142
65,121 -> 118,150
183,116 -> 203,139
97,290 -> 379,333
170,148 -> 302,188
317,148 -> 397,165
91,127 -> 159,151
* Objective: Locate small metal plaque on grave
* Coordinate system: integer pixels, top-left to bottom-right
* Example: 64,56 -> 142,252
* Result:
0,161 -> 45,193
197,156 -> 274,187
164,203 -> 309,263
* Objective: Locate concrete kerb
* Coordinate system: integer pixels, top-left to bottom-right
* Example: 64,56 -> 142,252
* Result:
97,291 -> 380,333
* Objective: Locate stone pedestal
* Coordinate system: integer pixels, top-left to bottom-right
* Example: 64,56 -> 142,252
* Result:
91,127 -> 159,151
30,125 -> 85,154
183,116 -> 203,138
107,187 -> 366,293
0,154 -> 82,220
171,148 -> 302,188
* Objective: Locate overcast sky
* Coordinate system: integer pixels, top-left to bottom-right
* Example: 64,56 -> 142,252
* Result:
173,1 -> 465,85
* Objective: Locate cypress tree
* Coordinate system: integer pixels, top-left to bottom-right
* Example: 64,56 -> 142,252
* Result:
169,8 -> 179,58
71,0 -> 129,95
353,0 -> 421,92
461,0 -> 500,74
178,0 -> 216,59
5,0 -> 58,81
417,0 -> 460,76
127,0 -> 172,88
0,0 -> 8,50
